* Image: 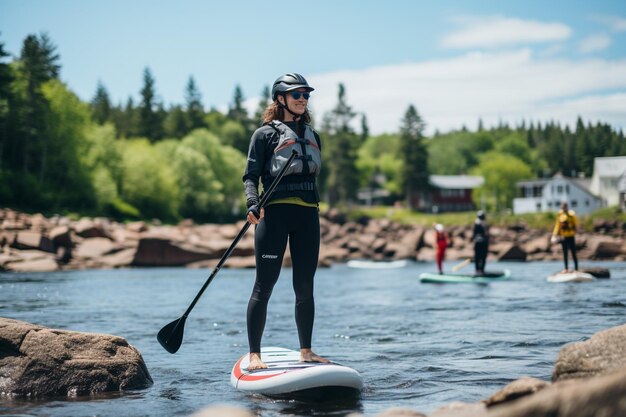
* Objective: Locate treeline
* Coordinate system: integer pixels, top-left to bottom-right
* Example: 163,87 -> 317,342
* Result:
0,33 -> 624,222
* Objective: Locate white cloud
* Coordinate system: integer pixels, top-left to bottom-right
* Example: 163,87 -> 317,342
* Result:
593,15 -> 626,32
293,49 -> 626,135
441,16 -> 571,49
579,33 -> 612,53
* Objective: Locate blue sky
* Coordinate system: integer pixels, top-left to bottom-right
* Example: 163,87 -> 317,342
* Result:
1,0 -> 625,134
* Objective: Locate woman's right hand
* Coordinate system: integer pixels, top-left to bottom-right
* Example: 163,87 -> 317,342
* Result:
247,206 -> 265,224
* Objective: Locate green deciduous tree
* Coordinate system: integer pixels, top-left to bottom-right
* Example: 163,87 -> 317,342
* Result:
118,138 -> 179,220
471,152 -> 533,211
41,79 -> 95,208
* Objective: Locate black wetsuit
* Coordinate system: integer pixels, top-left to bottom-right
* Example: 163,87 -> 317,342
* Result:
561,236 -> 578,270
242,120 -> 321,353
472,220 -> 489,274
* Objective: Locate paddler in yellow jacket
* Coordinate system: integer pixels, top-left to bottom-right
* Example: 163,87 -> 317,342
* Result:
551,202 -> 578,272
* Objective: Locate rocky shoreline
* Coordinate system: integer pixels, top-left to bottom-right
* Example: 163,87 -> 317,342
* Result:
0,208 -> 625,273
1,317 -> 625,417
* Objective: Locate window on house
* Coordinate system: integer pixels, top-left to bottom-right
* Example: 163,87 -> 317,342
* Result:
557,185 -> 563,194
571,200 -> 577,208
566,185 -> 570,193
586,199 -> 590,206
536,202 -> 541,211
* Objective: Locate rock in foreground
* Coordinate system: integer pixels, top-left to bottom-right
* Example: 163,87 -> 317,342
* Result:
0,318 -> 153,398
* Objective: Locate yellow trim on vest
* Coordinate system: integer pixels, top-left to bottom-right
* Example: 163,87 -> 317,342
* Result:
267,197 -> 318,208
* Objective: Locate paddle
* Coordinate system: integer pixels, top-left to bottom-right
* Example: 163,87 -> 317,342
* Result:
451,258 -> 471,272
157,150 -> 299,354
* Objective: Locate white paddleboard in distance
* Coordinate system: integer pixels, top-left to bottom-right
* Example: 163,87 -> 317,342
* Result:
347,259 -> 408,269
230,347 -> 362,399
547,271 -> 595,283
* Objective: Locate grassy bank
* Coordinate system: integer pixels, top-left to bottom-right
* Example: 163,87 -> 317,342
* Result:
338,205 -> 625,232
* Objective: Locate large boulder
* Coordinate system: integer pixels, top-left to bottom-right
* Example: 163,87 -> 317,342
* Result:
486,367 -> 626,417
553,323 -> 626,382
132,236 -> 214,266
0,318 -> 152,398
496,244 -> 527,262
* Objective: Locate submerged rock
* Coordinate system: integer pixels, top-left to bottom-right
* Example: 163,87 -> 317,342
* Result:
0,318 -> 152,398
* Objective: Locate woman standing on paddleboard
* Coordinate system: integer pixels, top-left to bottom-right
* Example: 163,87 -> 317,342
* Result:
551,201 -> 579,273
472,211 -> 489,275
242,73 -> 329,371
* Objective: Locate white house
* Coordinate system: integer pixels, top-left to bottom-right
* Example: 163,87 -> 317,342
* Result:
513,174 -> 603,215
590,156 -> 626,207
618,171 -> 626,211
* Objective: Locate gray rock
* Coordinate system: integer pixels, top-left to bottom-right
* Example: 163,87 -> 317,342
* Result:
0,318 -> 153,398
553,323 -> 626,382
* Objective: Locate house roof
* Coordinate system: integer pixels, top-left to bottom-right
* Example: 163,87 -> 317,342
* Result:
516,175 -> 595,194
429,175 -> 484,189
593,156 -> 626,178
516,179 -> 550,187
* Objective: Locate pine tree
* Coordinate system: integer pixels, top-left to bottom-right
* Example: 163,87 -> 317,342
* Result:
91,81 -> 112,125
227,84 -> 248,124
321,83 -> 359,206
400,104 -> 429,209
360,113 -> 369,144
139,67 -> 163,141
0,36 -> 13,171
254,85 -> 270,125
18,33 -> 60,180
164,104 -> 188,139
185,76 -> 204,131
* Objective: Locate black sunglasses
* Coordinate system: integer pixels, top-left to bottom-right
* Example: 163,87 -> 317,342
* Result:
289,91 -> 310,100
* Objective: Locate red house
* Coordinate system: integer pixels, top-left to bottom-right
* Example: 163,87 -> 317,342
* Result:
411,175 -> 484,213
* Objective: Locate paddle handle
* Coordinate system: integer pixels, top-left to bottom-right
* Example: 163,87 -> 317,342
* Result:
181,150 -> 298,319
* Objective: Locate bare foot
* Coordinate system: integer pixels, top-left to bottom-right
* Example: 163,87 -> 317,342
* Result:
247,352 -> 267,371
300,349 -> 331,364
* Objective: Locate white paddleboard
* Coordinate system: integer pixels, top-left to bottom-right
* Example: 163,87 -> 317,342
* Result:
547,271 -> 595,283
230,347 -> 362,399
347,259 -> 407,269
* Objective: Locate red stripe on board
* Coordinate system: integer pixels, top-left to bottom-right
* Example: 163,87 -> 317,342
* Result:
233,355 -> 287,382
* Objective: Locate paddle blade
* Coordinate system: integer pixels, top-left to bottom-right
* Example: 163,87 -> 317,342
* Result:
157,317 -> 186,354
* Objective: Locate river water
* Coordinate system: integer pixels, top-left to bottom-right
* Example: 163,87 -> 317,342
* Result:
1,260 -> 625,417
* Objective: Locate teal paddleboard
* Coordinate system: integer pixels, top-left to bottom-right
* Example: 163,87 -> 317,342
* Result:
419,269 -> 511,284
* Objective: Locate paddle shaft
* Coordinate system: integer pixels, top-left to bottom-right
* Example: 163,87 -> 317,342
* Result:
452,258 -> 471,272
179,150 -> 298,320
